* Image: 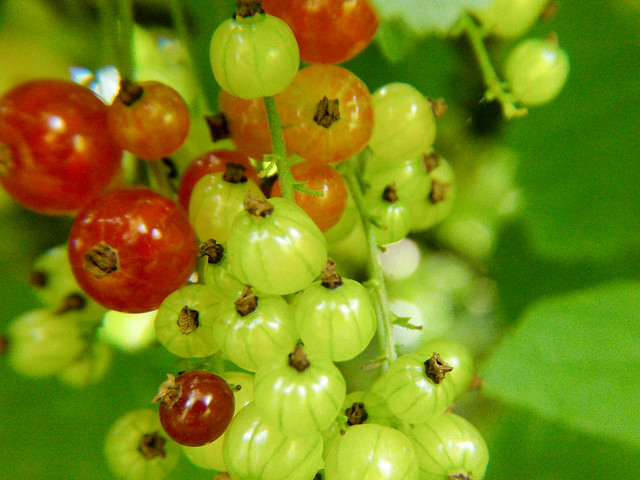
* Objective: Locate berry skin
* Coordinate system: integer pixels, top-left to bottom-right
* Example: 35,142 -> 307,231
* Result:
107,79 -> 190,160
223,402 -> 323,480
324,423 -> 419,480
504,37 -> 570,106
0,79 -> 122,214
472,0 -> 549,38
210,7 -> 299,99
277,64 -> 374,164
262,0 -> 379,64
104,408 -> 180,480
227,196 -> 328,296
407,413 -> 489,480
177,149 -> 259,211
68,187 -> 198,313
154,370 -> 235,447
270,161 -> 348,232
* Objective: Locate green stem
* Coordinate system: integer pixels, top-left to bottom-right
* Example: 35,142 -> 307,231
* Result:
115,0 -> 135,79
148,161 -> 175,199
97,0 -> 117,67
263,96 -> 295,201
454,13 -> 527,119
340,159 -> 397,370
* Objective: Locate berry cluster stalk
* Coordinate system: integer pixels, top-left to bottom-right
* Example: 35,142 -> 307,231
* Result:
454,13 -> 527,119
341,159 -> 397,370
263,96 -> 295,201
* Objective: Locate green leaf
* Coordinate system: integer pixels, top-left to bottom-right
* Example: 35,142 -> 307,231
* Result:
481,281 -> 640,448
508,0 -> 640,260
480,402 -> 640,480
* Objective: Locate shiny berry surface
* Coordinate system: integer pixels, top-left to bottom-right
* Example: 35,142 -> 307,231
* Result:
263,0 -> 379,64
0,79 -> 122,214
177,149 -> 259,211
157,370 -> 235,447
107,80 -> 190,160
68,187 -> 198,313
278,64 -> 374,164
270,161 -> 347,231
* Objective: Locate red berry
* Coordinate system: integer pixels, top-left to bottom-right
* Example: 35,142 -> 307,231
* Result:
67,187 -> 198,313
271,161 -> 347,231
0,79 -> 123,214
107,79 -> 190,160
263,0 -> 379,64
177,149 -> 259,211
154,370 -> 235,447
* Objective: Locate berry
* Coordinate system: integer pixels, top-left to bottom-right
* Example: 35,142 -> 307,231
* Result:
254,344 -> 347,436
408,413 -> 489,480
153,284 -> 222,358
210,4 -> 300,99
472,0 -> 549,38
104,408 -> 180,480
226,196 -> 328,296
107,79 -> 190,160
277,64 -> 374,164
0,79 -> 122,214
368,83 -> 436,162
324,423 -> 419,480
223,402 -> 323,480
68,187 -> 198,313
262,0 -> 379,64
153,370 -> 235,447
292,260 -> 377,362
188,167 -> 265,244
270,161 -> 348,231
504,37 -> 570,106
177,149 -> 259,211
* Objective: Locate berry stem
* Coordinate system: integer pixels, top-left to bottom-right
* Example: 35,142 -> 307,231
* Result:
148,160 -> 176,198
453,13 -> 528,119
115,0 -> 135,79
340,159 -> 397,370
263,96 -> 295,201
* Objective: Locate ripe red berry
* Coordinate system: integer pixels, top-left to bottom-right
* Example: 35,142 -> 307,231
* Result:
0,79 -> 123,214
67,187 -> 198,313
153,370 -> 235,447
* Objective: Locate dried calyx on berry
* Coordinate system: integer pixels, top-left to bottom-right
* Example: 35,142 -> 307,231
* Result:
234,0 -> 264,18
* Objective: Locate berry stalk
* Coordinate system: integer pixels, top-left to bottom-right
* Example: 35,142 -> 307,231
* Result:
340,159 -> 397,369
454,13 -> 527,119
263,95 -> 295,201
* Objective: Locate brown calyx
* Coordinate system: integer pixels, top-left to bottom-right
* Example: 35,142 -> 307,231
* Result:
314,96 -> 340,128
423,151 -> 441,173
321,258 -> 343,289
430,97 -> 448,118
244,193 -> 273,217
345,402 -> 368,426
137,431 -> 167,460
288,344 -> 310,372
449,474 -> 472,480
235,285 -> 258,316
382,183 -> 399,203
223,162 -> 248,184
424,353 -> 453,384
204,113 -> 230,142
82,242 -> 118,279
199,239 -> 225,264
29,269 -> 48,288
0,335 -> 9,355
470,374 -> 485,391
117,77 -> 144,106
177,305 -> 199,334
234,0 -> 264,18
429,180 -> 452,204
55,293 -> 87,314
152,373 -> 181,407
0,143 -> 13,176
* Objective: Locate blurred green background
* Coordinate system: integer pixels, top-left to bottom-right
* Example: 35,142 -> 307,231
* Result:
1,1 -> 639,479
